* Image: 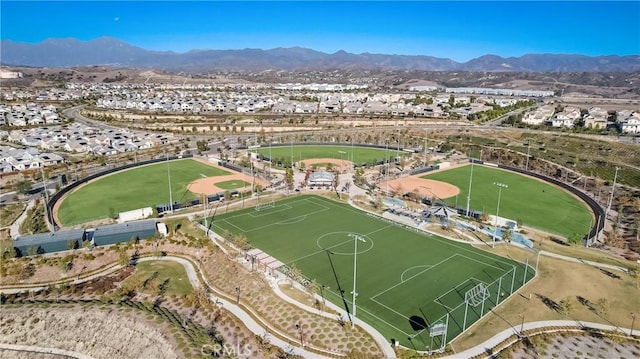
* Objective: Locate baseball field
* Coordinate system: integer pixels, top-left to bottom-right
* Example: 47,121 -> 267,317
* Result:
208,195 -> 534,349
56,159 -> 230,226
255,145 -> 408,166
422,165 -> 592,239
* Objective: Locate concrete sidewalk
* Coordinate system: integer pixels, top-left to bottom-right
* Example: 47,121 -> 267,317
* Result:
540,250 -> 629,273
9,198 -> 35,239
446,320 -> 634,359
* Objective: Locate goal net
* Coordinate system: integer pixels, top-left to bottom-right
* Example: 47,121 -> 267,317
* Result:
465,282 -> 490,307
255,201 -> 275,211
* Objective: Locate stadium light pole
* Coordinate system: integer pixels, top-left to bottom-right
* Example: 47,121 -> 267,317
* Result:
493,182 -> 508,247
40,165 -> 52,231
466,157 -> 474,217
605,166 -> 619,219
385,138 -> 390,194
631,312 -> 636,336
166,150 -> 174,213
351,135 -> 354,162
348,233 -> 366,328
424,136 -> 428,166
525,139 -> 531,171
203,194 -> 208,236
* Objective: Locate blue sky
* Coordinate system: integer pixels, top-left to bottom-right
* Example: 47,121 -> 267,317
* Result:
1,1 -> 639,62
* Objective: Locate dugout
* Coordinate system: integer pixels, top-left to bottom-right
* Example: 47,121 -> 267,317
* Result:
13,228 -> 86,256
90,220 -> 158,246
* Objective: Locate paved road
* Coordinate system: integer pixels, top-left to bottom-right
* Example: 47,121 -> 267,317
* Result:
0,191 -> 17,204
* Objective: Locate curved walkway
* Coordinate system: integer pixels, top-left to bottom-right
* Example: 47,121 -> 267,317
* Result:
9,198 -> 35,239
0,343 -> 95,359
0,255 -> 340,359
269,278 -> 396,358
444,320 -> 635,359
540,250 -> 629,273
1,247 -> 631,359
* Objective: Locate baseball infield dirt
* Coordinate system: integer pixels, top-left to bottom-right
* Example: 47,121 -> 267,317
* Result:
382,176 -> 460,199
298,158 -> 352,172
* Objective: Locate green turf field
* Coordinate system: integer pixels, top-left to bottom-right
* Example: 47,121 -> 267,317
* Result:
423,165 -> 592,239
255,145 -> 407,167
128,260 -> 193,296
57,159 -> 229,226
209,195 -> 534,349
215,180 -> 250,190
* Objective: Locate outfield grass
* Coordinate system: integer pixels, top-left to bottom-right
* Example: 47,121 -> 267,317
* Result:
255,145 -> 407,167
209,195 -> 533,348
423,165 -> 592,240
57,159 -> 229,226
215,180 -> 250,190
127,260 -> 193,296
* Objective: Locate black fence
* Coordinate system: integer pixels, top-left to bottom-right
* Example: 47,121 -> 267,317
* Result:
410,164 -> 440,176
497,164 -> 604,245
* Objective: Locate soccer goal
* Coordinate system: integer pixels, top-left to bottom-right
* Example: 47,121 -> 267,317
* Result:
255,200 -> 275,211
465,282 -> 490,307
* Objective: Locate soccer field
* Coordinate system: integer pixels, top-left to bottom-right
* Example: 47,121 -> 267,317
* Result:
209,195 -> 534,348
57,159 -> 230,226
422,165 -> 592,239
255,145 -> 407,167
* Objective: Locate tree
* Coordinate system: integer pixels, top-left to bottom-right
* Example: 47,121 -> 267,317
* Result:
232,233 -> 250,251
67,239 -> 78,251
196,140 -> 209,152
501,227 -> 513,243
118,249 -> 130,266
595,298 -> 608,316
559,297 -> 574,316
305,279 -> 318,301
288,264 -> 303,285
285,168 -> 294,190
27,246 -> 39,257
478,213 -> 490,224
14,179 -> 33,195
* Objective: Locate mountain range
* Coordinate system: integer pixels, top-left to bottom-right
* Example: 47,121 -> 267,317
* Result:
1,37 -> 639,73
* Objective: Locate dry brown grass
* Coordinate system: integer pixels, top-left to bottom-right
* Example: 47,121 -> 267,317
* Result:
0,306 -> 178,359
452,244 -> 640,352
